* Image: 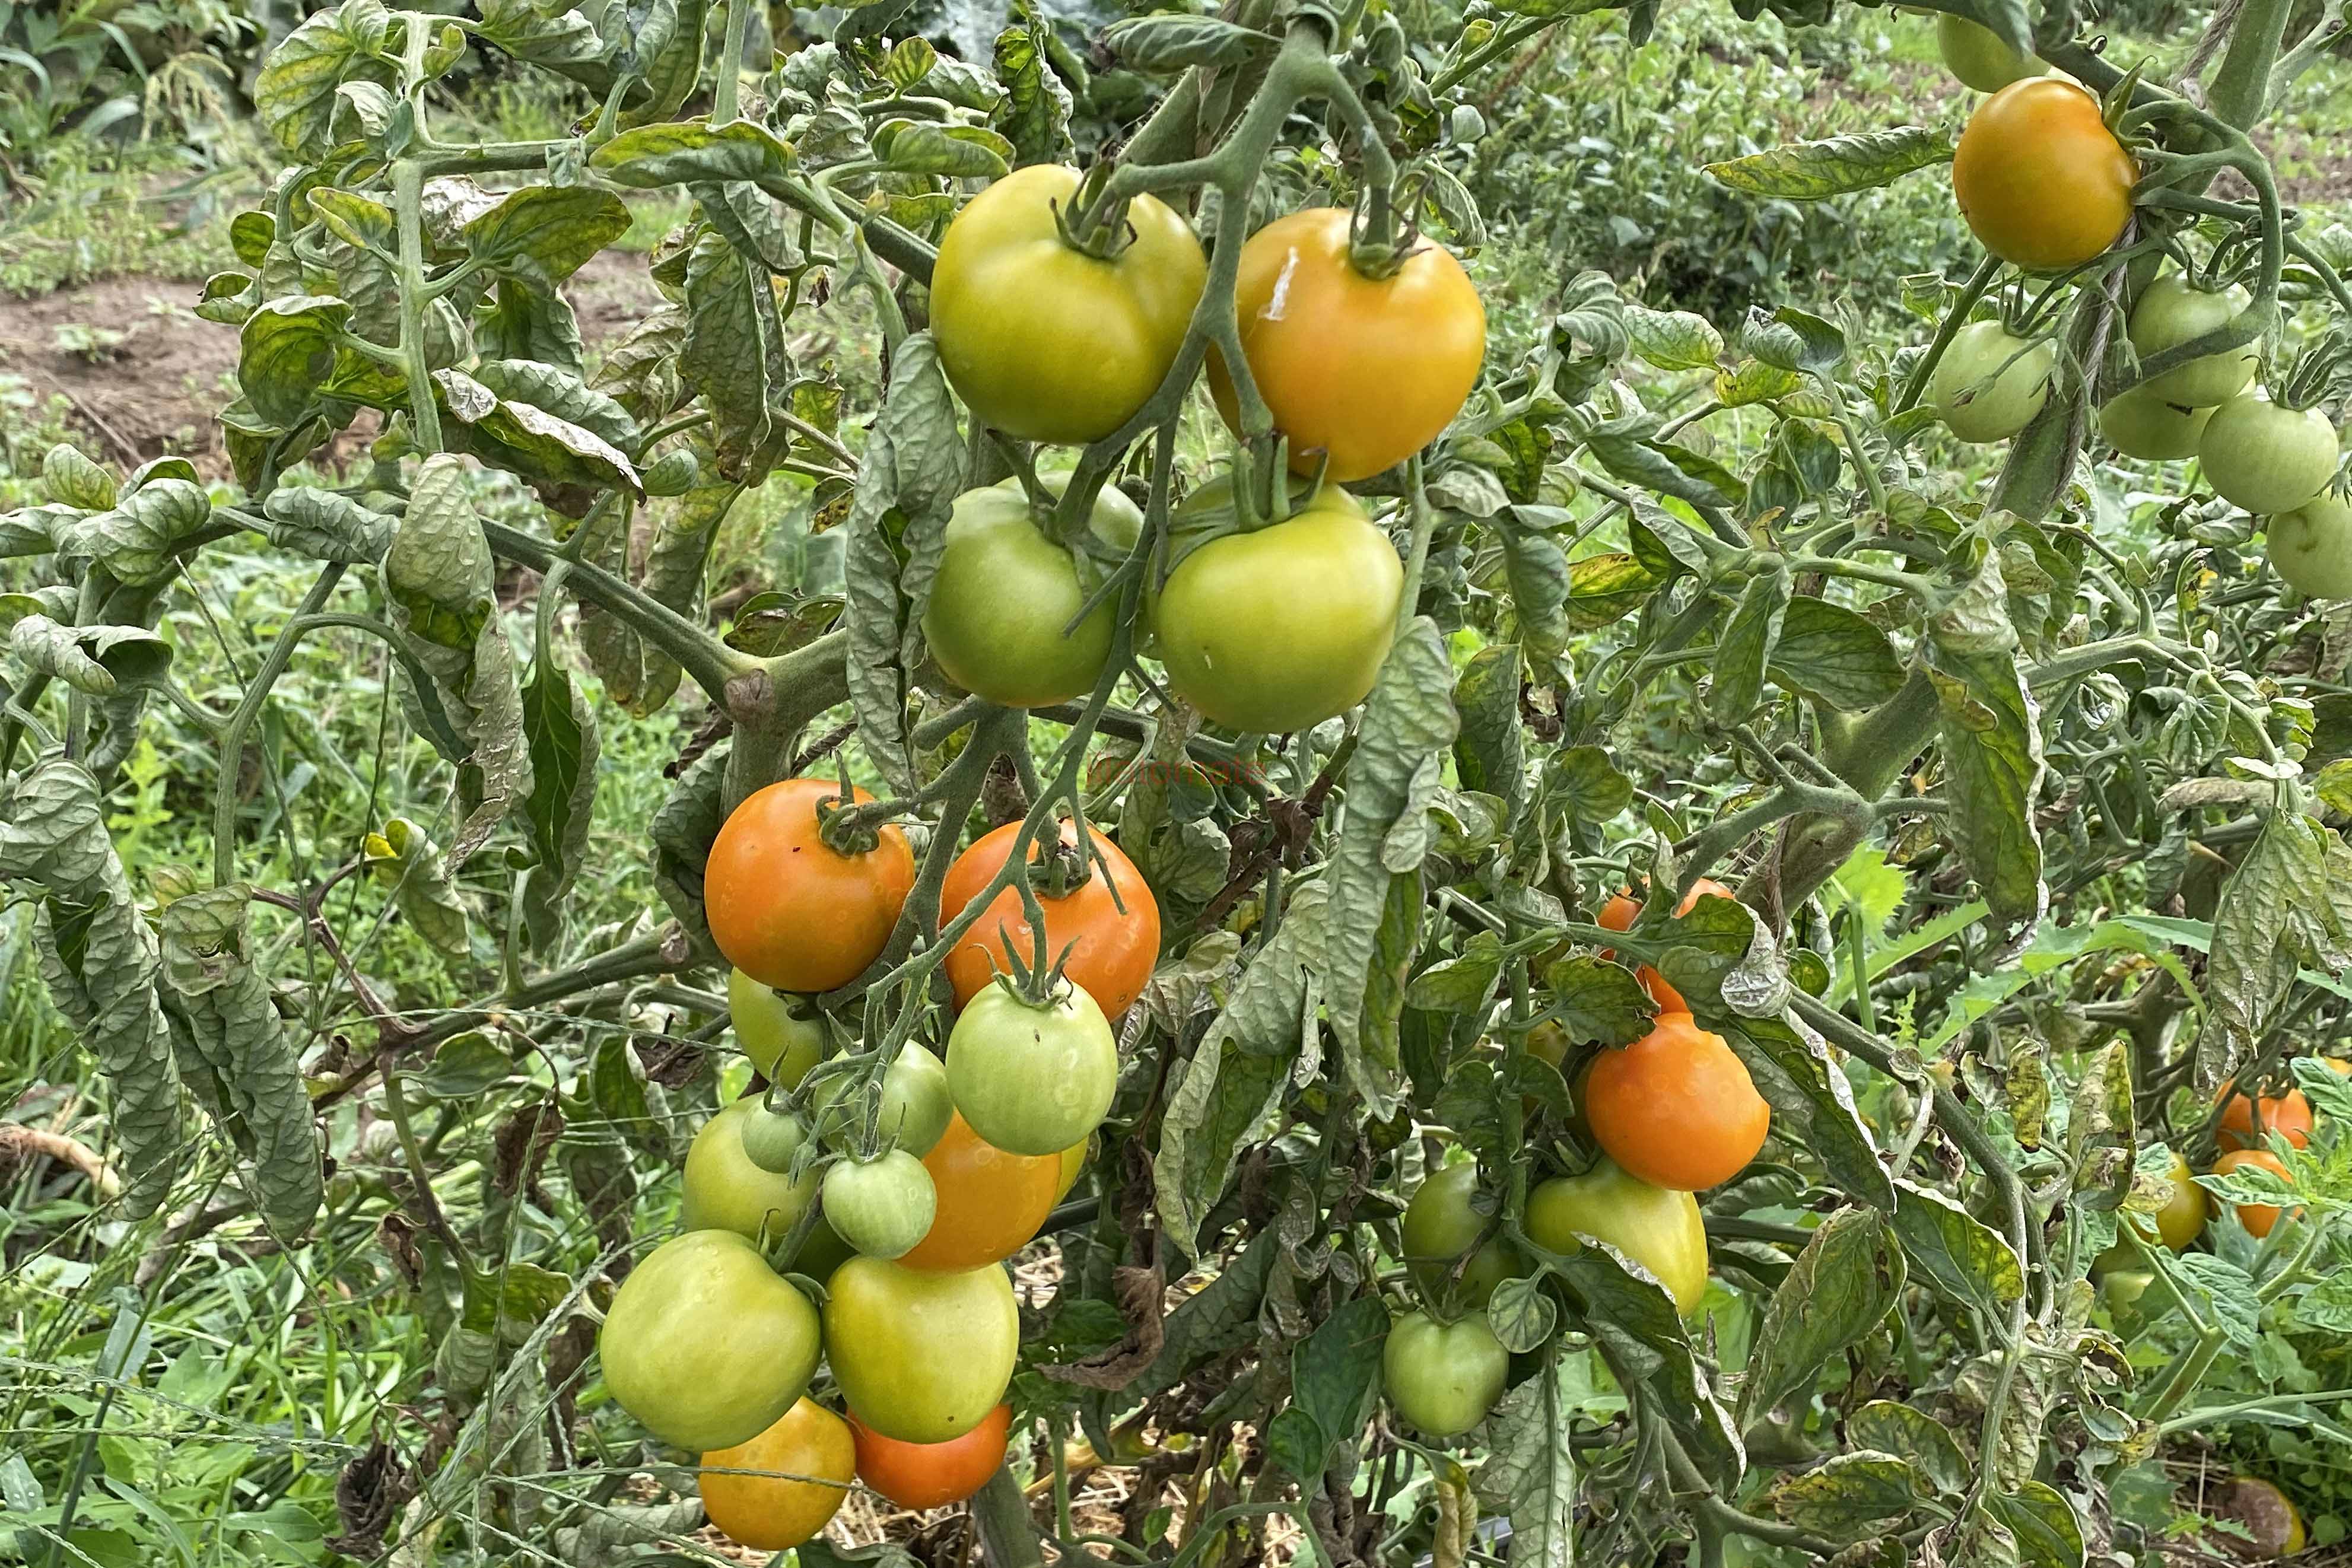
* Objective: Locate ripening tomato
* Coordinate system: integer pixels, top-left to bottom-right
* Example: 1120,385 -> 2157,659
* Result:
824,1256 -> 1019,1442
599,1230 -> 822,1451
2269,493 -> 2352,598
1153,482 -> 1403,734
729,968 -> 827,1087
2215,1082 -> 2312,1153
1927,320 -> 2055,443
1584,1013 -> 1769,1192
822,1150 -> 937,1260
682,1096 -> 821,1244
706,779 -> 914,993
2200,392 -> 2341,515
940,820 -> 1161,1019
1382,1311 -> 1509,1437
2099,387 -> 2214,460
1951,78 -> 2136,271
851,1403 -> 1012,1511
810,1044 -> 954,1159
932,166 -> 1206,445
2128,1148 -> 2207,1251
1400,1160 -> 1522,1311
738,1102 -> 812,1176
2129,276 -> 2260,408
948,980 -> 1118,1156
1937,12 -> 2043,92
1054,1137 -> 1091,1203
699,1398 -> 854,1551
2212,1148 -> 2295,1238
901,1111 -> 1059,1271
1597,878 -> 1735,1014
1208,209 -> 1486,482
921,477 -> 1144,709
1525,1159 -> 1709,1315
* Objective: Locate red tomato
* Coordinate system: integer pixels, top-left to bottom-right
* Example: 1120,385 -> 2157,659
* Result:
851,1402 -> 1012,1510
939,820 -> 1161,1018
705,779 -> 914,993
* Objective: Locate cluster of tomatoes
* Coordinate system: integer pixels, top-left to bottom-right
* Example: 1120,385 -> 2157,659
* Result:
596,774 -> 1165,1548
922,166 -> 1486,733
1925,41 -> 2348,599
1382,882 -> 1775,1439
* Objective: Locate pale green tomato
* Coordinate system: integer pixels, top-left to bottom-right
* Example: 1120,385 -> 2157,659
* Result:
946,981 -> 1118,1156
2129,276 -> 2260,408
1525,1158 -> 1709,1315
729,968 -> 827,1087
597,1230 -> 821,1451
682,1096 -> 820,1245
2201,393 -> 2341,515
738,1103 -> 811,1175
2099,387 -> 2214,460
1936,12 -> 2043,92
812,1044 -> 953,1158
1927,320 -> 2055,443
1382,1311 -> 1509,1437
821,1150 -> 937,1260
2267,492 -> 2352,598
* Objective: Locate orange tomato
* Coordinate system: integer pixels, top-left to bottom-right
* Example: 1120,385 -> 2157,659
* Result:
2213,1148 -> 2295,1239
1582,1012 -> 1771,1192
1206,208 -> 1486,483
899,1111 -> 1059,1271
1950,79 -> 2137,271
705,779 -> 914,993
2216,1083 -> 2312,1153
1597,878 -> 1736,1014
940,820 -> 1161,1019
851,1402 -> 1012,1511
699,1398 -> 855,1551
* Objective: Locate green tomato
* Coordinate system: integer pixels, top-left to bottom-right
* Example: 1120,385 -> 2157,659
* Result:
821,1150 -> 937,1260
2267,492 -> 2352,599
1382,1311 -> 1509,1438
1153,482 -> 1404,734
2201,393 -> 2341,515
2128,276 -> 2259,409
682,1096 -> 820,1245
1936,12 -> 2043,92
931,165 -> 1207,445
946,981 -> 1118,1157
1927,320 -> 2054,444
1525,1158 -> 1709,1316
1400,1160 -> 1522,1311
812,1045 -> 954,1157
2099,387 -> 2214,460
921,477 -> 1144,709
597,1230 -> 821,1451
823,1257 -> 1018,1442
729,968 -> 827,1088
738,1102 -> 811,1176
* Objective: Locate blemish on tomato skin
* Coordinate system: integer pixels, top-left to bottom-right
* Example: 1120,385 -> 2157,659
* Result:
1264,249 -> 1302,323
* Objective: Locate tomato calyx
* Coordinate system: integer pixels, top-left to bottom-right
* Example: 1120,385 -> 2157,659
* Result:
1050,164 -> 1139,263
1343,187 -> 1425,284
815,787 -> 892,858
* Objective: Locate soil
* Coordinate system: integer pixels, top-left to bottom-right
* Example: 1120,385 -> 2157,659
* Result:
0,250 -> 668,479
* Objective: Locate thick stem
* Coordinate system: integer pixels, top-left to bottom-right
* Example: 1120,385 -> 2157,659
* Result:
972,1466 -> 1047,1567
390,162 -> 443,453
212,565 -> 348,885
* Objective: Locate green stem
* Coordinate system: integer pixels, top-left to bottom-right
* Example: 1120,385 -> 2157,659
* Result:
390,161 -> 443,453
212,565 -> 348,886
971,1467 -> 1045,1567
1896,256 -> 2002,414
713,0 -> 752,126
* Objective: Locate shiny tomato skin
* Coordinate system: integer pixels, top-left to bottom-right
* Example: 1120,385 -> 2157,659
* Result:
698,1398 -> 854,1550
1382,1311 -> 1509,1437
921,478 -> 1144,709
1937,12 -> 2043,91
598,1230 -> 821,1451
2129,276 -> 2259,408
899,1111 -> 1059,1272
2099,387 -> 2214,460
2213,1147 -> 2294,1238
850,1403 -> 1012,1511
932,166 -> 1206,446
2137,1148 -> 2207,1251
729,967 -> 827,1087
1054,1137 -> 1090,1203
1525,1159 -> 1709,1315
2200,393 -> 2341,516
823,1256 -> 1019,1443
1153,484 -> 1403,734
1597,877 -> 1735,1014
705,778 -> 914,993
822,1150 -> 938,1261
2268,492 -> 2352,598
738,1102 -> 812,1176
940,820 -> 1161,1019
947,981 -> 1118,1156
1951,79 -> 2135,271
1927,320 -> 2054,443
682,1096 -> 821,1244
1584,1012 -> 1770,1192
1400,1160 -> 1522,1311
1208,209 -> 1486,482
2215,1082 -> 2313,1153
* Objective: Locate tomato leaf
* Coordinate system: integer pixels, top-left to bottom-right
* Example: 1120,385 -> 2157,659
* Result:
1705,126 -> 1955,201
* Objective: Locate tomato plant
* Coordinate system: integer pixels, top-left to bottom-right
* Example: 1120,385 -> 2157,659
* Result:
1950,78 -> 2136,270
938,819 -> 1161,1019
823,1256 -> 1020,1443
698,1398 -> 855,1551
